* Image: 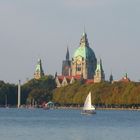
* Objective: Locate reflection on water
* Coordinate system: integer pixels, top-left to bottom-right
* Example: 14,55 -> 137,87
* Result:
0,108 -> 140,140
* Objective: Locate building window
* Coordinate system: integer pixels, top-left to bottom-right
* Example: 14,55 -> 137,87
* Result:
77,64 -> 81,71
77,67 -> 81,71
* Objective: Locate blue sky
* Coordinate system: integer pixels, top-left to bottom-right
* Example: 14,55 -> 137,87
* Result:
0,0 -> 140,83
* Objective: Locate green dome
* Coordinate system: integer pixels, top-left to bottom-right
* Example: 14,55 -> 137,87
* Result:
74,46 -> 96,59
73,33 -> 96,60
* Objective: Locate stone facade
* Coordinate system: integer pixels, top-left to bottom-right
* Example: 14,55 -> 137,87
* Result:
55,75 -> 81,88
55,75 -> 94,88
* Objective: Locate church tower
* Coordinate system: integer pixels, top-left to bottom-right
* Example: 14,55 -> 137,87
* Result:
94,59 -> 105,83
34,59 -> 44,79
71,32 -> 97,79
62,47 -> 71,76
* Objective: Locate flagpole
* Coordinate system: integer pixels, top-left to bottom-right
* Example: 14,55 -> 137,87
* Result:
18,80 -> 21,108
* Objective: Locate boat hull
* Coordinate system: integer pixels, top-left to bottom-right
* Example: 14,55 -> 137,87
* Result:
81,110 -> 96,115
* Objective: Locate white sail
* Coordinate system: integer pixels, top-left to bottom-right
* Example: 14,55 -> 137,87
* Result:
83,92 -> 95,111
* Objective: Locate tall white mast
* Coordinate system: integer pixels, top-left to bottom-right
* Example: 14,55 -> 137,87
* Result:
18,80 -> 21,108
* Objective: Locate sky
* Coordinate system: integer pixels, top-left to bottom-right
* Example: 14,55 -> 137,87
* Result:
0,0 -> 140,84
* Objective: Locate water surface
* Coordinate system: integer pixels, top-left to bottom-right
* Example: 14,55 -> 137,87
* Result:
0,108 -> 140,140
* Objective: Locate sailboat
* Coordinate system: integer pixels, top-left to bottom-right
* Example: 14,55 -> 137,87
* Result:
81,92 -> 96,114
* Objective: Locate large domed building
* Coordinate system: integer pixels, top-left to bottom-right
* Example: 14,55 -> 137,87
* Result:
56,32 -> 105,87
71,32 -> 97,79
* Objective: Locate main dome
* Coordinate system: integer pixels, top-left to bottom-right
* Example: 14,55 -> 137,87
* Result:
73,32 -> 96,60
71,32 -> 97,79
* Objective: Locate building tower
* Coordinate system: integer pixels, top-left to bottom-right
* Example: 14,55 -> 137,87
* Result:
109,73 -> 113,83
62,47 -> 71,76
34,59 -> 44,79
71,32 -> 97,79
94,59 -> 105,83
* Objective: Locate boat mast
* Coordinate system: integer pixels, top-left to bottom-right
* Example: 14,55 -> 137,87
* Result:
18,80 -> 21,108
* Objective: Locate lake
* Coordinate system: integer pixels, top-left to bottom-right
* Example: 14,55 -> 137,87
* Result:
0,108 -> 140,140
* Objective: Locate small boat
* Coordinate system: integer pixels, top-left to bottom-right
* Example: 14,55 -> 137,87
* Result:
43,101 -> 54,110
81,92 -> 96,114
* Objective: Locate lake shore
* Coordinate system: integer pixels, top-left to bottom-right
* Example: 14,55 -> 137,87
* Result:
1,105 -> 140,111
97,107 -> 140,111
56,106 -> 140,111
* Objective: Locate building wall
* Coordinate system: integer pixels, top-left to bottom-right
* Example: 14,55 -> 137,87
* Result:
62,60 -> 71,76
71,56 -> 97,79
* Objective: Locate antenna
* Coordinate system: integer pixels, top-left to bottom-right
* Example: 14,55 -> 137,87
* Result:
84,25 -> 86,33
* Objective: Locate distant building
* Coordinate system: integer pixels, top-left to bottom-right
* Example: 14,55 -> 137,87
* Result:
120,73 -> 131,83
56,75 -> 95,87
94,59 -> 105,83
62,47 -> 71,76
34,59 -> 44,79
55,75 -> 81,88
56,32 -> 105,87
71,32 -> 97,79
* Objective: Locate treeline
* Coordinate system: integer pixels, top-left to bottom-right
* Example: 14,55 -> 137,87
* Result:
21,75 -> 56,105
53,81 -> 140,107
1,78 -> 140,107
0,81 -> 17,106
0,75 -> 56,106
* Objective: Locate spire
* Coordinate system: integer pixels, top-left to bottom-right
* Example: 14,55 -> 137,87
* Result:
55,72 -> 57,78
100,59 -> 103,70
62,47 -> 71,76
34,58 -> 44,79
109,73 -> 113,83
125,73 -> 128,78
84,25 -> 86,34
66,46 -> 69,60
96,59 -> 103,72
80,31 -> 89,48
94,58 -> 105,83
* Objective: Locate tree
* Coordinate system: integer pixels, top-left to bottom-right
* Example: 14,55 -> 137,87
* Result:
0,81 -> 17,106
22,75 -> 56,105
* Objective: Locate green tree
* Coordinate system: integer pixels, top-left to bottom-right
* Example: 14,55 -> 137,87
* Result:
22,75 -> 56,105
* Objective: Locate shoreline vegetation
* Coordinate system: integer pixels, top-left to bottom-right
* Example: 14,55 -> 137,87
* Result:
0,105 -> 140,111
53,81 -> 140,107
1,78 -> 140,108
53,106 -> 140,111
